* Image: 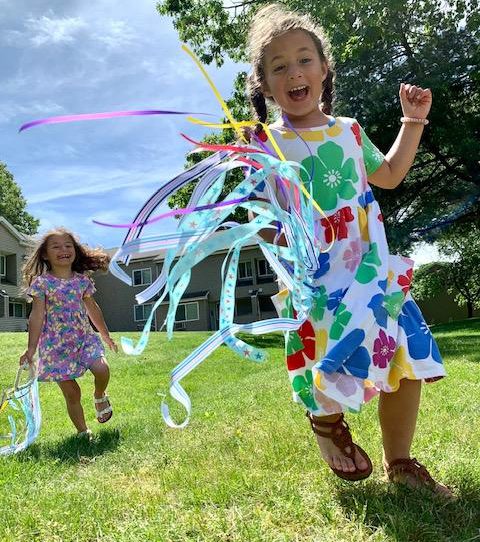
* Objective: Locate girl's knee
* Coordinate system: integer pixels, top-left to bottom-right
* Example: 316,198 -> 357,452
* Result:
90,358 -> 110,376
58,381 -> 81,403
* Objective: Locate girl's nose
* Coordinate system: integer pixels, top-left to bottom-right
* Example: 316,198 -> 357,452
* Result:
288,68 -> 303,80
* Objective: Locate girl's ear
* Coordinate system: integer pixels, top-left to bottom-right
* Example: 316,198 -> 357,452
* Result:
321,62 -> 329,83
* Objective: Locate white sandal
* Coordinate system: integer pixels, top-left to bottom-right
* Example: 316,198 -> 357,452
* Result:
94,394 -> 113,423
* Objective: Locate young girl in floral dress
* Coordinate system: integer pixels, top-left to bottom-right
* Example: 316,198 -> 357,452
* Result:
20,228 -> 117,438
247,3 -> 452,497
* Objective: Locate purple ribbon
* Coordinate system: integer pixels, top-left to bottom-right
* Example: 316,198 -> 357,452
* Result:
19,109 -> 215,132
93,197 -> 249,229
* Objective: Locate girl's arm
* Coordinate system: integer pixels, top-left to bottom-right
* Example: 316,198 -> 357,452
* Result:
19,297 -> 45,365
369,83 -> 432,189
83,296 -> 118,352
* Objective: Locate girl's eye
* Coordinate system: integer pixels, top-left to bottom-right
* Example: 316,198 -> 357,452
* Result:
273,64 -> 285,73
300,58 -> 312,64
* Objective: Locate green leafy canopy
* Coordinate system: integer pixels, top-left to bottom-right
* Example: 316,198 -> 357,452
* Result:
158,0 -> 479,252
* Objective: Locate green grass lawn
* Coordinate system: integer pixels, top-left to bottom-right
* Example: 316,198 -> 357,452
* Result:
0,320 -> 479,542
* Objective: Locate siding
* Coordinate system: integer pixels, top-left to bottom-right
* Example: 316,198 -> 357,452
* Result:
0,220 -> 30,332
94,246 -> 279,332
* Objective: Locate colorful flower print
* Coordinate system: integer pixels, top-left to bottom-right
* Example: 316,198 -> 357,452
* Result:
398,268 -> 413,294
292,370 -> 317,410
372,329 -> 396,369
313,387 -> 344,414
357,207 -> 370,242
343,345 -> 371,379
351,122 -> 362,146
320,206 -> 354,243
355,243 -> 382,284
321,328 -> 365,373
368,293 -> 389,328
398,301 -> 442,363
387,345 -> 416,392
286,319 -> 316,371
310,286 -> 328,322
343,239 -> 362,272
329,303 -> 353,340
384,291 -> 405,319
301,141 -> 359,211
327,288 -> 347,313
324,371 -> 359,397
358,190 -> 375,208
315,328 -> 328,360
313,252 -> 330,279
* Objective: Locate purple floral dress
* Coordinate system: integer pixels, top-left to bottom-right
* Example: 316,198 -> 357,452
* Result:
28,273 -> 104,381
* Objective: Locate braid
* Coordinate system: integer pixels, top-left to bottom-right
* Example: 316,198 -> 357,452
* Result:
321,68 -> 335,115
246,73 -> 268,136
251,88 -> 268,124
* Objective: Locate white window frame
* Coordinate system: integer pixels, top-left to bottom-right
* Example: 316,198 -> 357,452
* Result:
132,268 -> 152,287
175,301 -> 199,322
238,261 -> 253,280
257,258 -> 273,277
0,255 -> 6,277
9,302 -> 24,318
133,303 -> 153,322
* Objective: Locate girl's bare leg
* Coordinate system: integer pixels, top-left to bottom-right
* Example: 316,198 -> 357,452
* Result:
58,379 -> 88,433
378,378 -> 421,464
89,358 -> 111,422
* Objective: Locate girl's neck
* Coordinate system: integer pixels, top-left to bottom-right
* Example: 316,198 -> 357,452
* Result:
48,266 -> 74,279
281,109 -> 331,129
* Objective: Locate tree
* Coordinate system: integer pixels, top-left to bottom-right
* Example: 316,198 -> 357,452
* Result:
411,223 -> 480,318
158,0 -> 480,252
0,162 -> 39,235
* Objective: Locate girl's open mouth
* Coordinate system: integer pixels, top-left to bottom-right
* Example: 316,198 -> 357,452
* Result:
288,85 -> 309,101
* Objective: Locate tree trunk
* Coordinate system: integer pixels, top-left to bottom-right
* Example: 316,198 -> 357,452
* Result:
467,300 -> 473,318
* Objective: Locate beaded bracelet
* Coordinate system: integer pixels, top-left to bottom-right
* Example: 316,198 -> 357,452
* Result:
400,117 -> 429,125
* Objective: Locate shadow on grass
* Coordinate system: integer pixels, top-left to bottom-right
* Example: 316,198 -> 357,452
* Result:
17,428 -> 121,464
435,335 -> 480,362
432,317 -> 480,335
336,478 -> 480,542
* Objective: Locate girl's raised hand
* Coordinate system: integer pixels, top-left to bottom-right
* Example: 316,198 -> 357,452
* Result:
399,83 -> 432,119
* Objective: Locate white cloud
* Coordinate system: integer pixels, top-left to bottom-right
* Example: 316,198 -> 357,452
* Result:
0,100 -> 64,124
25,15 -> 87,46
95,20 -> 136,50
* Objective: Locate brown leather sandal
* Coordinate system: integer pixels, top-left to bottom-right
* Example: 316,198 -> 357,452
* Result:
306,412 -> 373,481
384,457 -> 454,499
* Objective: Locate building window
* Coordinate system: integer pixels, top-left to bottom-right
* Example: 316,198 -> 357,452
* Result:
134,303 -> 153,321
0,255 -> 5,277
235,298 -> 252,316
9,302 -> 24,318
132,268 -> 152,286
258,295 -> 275,313
257,259 -> 273,277
238,261 -> 253,280
175,302 -> 199,322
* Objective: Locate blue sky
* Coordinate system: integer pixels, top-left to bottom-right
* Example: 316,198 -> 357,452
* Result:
1,0 -> 440,264
1,0 -> 246,249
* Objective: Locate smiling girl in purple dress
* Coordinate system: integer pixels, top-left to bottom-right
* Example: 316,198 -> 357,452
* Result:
20,228 -> 117,439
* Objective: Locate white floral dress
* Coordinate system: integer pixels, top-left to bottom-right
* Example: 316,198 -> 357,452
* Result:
259,117 -> 445,415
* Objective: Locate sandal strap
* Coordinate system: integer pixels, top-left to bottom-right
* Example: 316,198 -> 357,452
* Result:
306,412 -> 355,460
386,457 -> 436,486
94,394 -> 109,404
96,406 -> 112,417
